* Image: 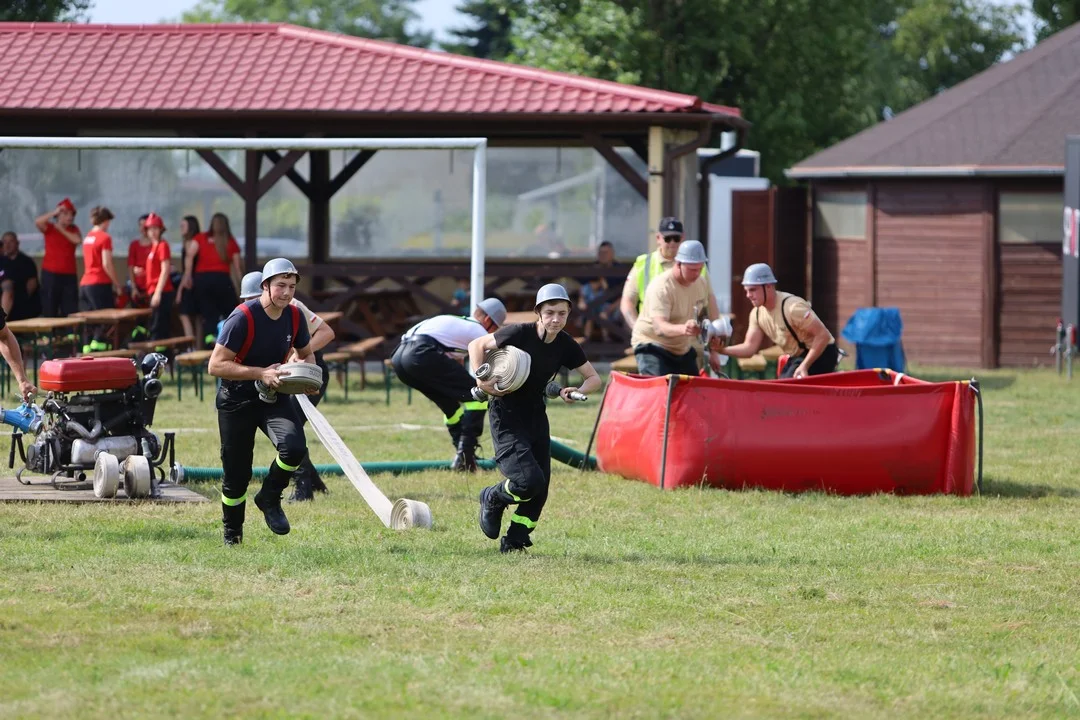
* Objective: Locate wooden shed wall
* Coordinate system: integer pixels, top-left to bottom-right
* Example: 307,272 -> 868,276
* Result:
873,183 -> 989,366
998,243 -> 1061,366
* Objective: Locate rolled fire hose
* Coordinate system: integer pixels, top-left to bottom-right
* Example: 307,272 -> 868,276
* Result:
296,394 -> 432,530
475,346 -> 532,393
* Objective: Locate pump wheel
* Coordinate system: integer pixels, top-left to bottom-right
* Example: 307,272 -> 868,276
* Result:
93,453 -> 120,499
123,455 -> 152,499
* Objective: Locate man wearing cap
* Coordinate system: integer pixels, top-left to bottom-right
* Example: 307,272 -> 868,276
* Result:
715,263 -> 838,378
34,198 -> 81,317
470,283 -> 602,553
208,258 -> 316,545
237,271 -> 336,501
392,297 -> 508,472
620,217 -> 717,331
631,240 -> 722,376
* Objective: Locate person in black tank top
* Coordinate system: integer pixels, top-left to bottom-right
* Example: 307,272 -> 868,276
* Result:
468,284 -> 602,553
208,258 -> 316,546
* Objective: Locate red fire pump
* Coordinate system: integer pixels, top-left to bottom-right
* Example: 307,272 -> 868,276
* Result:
9,354 -> 181,498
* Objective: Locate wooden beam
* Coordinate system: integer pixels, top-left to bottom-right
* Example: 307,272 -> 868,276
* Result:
263,150 -> 312,199
196,150 -> 245,197
624,136 -> 648,165
309,150 -> 331,292
329,150 -> 376,197
586,133 -> 647,199
258,150 -> 306,199
243,150 -> 259,271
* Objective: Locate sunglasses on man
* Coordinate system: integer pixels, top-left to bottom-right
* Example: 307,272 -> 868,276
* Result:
662,235 -> 683,243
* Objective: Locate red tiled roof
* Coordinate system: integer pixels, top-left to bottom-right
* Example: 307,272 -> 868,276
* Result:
0,22 -> 743,122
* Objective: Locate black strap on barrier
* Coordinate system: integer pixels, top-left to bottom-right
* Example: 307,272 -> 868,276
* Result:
659,374 -> 679,490
971,378 -> 983,494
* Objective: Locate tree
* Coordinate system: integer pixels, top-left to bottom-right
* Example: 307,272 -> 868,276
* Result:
509,0 -> 1026,182
1032,0 -> 1080,40
0,0 -> 92,21
441,0 -> 522,59
181,0 -> 432,47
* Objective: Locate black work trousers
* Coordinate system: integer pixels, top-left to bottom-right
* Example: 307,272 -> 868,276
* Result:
779,343 -> 841,378
217,383 -> 308,535
391,336 -> 476,417
634,344 -> 698,377
40,270 -> 78,317
195,272 -> 238,342
79,283 -> 115,344
149,291 -> 175,340
489,399 -> 551,545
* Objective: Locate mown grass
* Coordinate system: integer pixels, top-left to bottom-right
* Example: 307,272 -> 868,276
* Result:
1,365 -> 1078,718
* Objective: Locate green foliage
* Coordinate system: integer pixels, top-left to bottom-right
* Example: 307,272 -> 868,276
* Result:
0,0 -> 91,21
181,0 -> 432,47
442,0 -> 523,58
509,0 -> 1026,183
1032,0 -> 1080,40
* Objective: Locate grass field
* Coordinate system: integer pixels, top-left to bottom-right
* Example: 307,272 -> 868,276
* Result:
1,365 -> 1079,718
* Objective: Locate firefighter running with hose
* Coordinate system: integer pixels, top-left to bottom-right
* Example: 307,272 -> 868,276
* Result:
207,258 -> 317,545
391,297 -> 507,471
469,284 -> 602,553
236,270 -> 336,501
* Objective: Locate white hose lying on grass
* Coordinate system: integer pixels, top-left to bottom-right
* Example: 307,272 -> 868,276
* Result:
297,394 -> 432,530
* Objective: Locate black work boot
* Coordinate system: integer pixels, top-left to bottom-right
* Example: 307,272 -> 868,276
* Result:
311,472 -> 329,494
500,536 -> 529,554
478,484 -> 508,539
254,490 -> 291,535
289,460 -> 316,502
452,439 -> 478,472
222,501 -> 245,545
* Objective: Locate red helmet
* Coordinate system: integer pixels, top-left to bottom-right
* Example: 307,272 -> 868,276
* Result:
144,213 -> 166,230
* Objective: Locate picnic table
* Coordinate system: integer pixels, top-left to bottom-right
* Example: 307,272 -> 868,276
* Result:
71,308 -> 152,350
7,317 -> 87,384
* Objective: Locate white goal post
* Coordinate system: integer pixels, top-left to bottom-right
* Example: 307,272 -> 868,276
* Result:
0,136 -> 488,312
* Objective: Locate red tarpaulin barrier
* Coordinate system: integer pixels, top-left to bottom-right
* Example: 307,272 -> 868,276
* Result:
594,370 -> 977,496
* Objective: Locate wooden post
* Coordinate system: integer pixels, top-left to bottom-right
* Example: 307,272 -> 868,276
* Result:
309,150 -> 331,292
244,150 -> 260,271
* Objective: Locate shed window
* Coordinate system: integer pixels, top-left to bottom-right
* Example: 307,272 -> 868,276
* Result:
999,192 -> 1063,244
815,191 -> 867,240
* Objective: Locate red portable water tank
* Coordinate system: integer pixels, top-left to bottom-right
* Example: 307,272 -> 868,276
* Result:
39,357 -> 138,392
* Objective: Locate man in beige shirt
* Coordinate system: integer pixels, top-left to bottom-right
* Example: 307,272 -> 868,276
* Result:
715,263 -> 838,378
631,240 -> 722,376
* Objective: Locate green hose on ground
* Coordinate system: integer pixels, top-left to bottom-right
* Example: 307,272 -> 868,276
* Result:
179,441 -> 596,480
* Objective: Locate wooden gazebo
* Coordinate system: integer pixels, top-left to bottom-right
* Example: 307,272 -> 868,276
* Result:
0,22 -> 747,348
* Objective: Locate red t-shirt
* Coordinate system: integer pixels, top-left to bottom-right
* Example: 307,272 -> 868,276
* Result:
192,232 -> 240,274
81,229 -> 113,286
128,239 -> 152,292
42,223 -> 81,275
145,240 -> 174,294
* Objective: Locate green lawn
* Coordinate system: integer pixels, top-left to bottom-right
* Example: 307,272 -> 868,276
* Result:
1,366 -> 1078,718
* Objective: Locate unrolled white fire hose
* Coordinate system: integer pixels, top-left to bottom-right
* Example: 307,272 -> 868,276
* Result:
296,394 -> 432,530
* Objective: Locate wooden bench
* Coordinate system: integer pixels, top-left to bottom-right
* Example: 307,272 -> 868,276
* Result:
174,350 -> 214,401
322,336 -> 385,399
79,349 -> 139,359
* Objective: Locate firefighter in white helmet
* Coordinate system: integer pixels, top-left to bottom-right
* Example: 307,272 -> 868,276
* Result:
716,263 -> 838,378
208,258 -> 317,545
391,297 -> 508,472
468,283 -> 602,553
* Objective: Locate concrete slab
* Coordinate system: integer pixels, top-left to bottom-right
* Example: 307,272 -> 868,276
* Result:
0,475 -> 210,503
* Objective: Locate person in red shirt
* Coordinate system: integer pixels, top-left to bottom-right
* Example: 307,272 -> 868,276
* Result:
34,197 -> 81,317
183,212 -> 241,347
126,214 -> 151,309
144,213 -> 175,341
79,206 -> 122,353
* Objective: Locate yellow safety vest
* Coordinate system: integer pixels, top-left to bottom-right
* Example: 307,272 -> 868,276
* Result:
632,251 -> 710,312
